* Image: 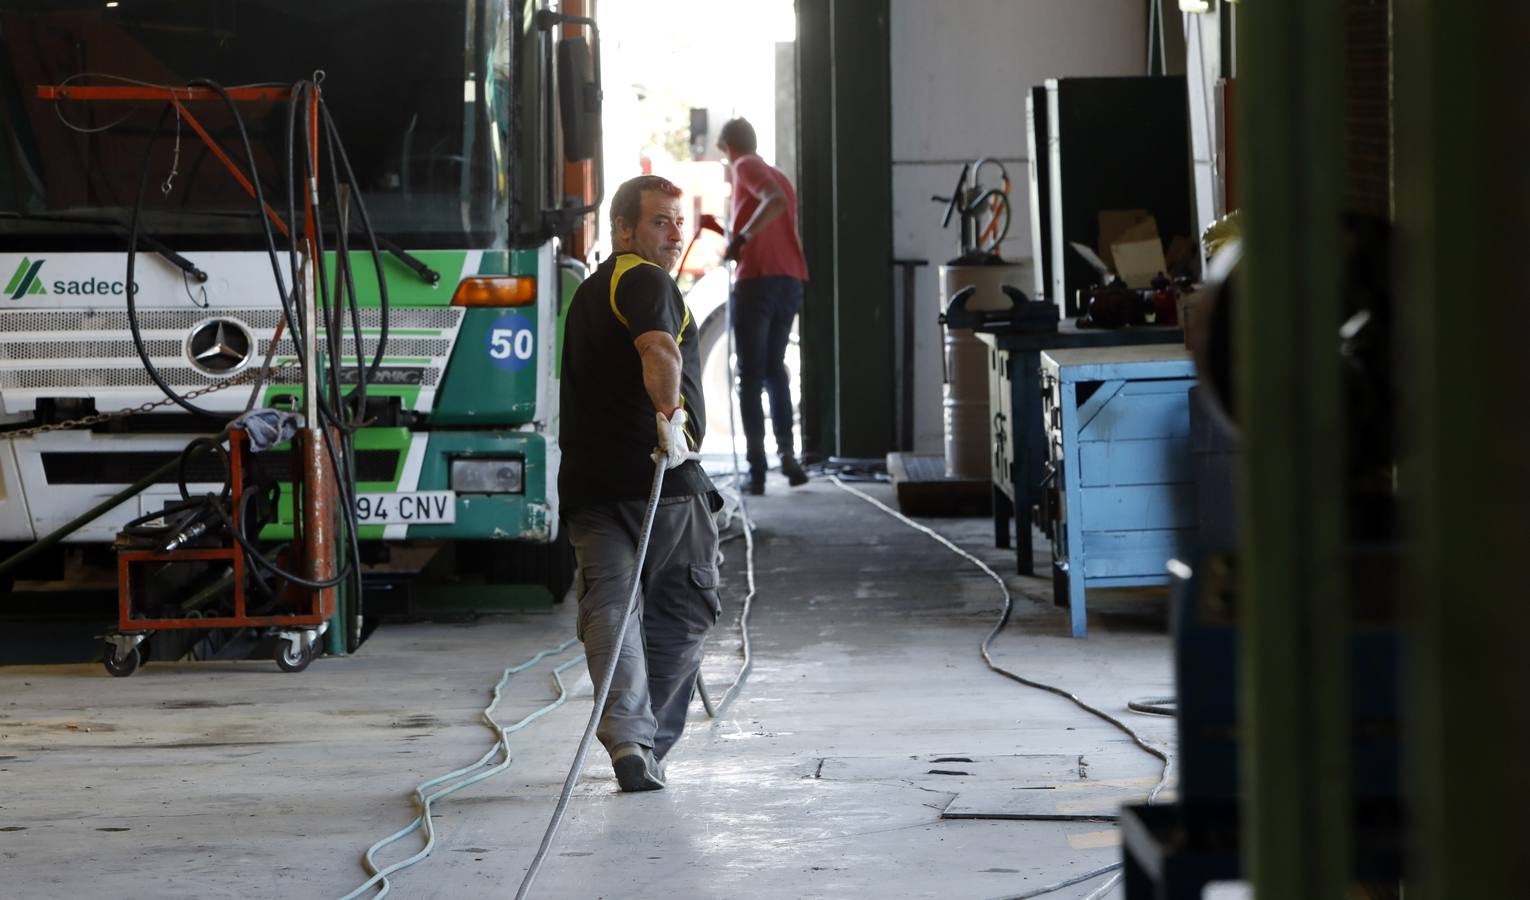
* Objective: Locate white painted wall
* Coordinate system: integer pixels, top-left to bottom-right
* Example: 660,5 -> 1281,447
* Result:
890,0 -> 1149,452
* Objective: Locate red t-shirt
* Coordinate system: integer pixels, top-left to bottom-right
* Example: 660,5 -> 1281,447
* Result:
729,154 -> 810,283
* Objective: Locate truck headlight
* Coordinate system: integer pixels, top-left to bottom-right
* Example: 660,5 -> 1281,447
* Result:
449,457 -> 524,494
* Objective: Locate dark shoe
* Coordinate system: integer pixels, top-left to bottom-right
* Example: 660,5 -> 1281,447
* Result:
780,454 -> 809,487
737,473 -> 765,496
611,742 -> 665,792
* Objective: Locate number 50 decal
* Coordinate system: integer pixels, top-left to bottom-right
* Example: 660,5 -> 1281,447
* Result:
486,312 -> 535,372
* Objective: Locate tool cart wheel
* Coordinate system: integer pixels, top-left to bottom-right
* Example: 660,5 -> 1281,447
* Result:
103,645 -> 142,678
274,640 -> 316,673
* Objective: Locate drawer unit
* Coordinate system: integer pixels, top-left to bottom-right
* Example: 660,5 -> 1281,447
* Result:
987,343 -> 1016,504
1039,345 -> 1197,636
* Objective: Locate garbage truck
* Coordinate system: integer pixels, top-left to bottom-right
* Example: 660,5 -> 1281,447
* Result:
0,0 -> 601,612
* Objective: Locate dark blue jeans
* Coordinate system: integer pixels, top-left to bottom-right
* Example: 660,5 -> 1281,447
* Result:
732,276 -> 803,475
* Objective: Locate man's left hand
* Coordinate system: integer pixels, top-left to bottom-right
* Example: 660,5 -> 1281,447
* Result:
655,408 -> 697,470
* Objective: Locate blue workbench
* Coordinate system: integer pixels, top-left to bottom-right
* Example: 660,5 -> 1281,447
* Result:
977,324 -> 1184,577
1041,345 -> 1197,637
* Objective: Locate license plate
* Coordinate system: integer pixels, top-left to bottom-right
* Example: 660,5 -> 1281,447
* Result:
354,491 -> 456,525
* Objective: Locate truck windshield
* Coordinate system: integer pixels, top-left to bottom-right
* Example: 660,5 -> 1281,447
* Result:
0,0 -> 510,251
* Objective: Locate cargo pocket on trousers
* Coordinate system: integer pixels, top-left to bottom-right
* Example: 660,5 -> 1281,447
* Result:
573,567 -> 589,641
689,563 -> 722,626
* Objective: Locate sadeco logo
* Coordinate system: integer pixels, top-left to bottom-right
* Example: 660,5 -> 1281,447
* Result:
3,258 -> 135,300
6,257 -> 46,300
486,312 -> 535,373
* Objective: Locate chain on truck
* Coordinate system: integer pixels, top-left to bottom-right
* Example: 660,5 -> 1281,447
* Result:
0,0 -> 603,671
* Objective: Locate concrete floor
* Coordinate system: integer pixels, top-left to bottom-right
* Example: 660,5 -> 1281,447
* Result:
0,476 -> 1178,899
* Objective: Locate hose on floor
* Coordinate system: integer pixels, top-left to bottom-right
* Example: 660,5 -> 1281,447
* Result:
344,280 -> 763,898
334,639 -> 586,899
1128,696 -> 1177,717
512,457 -> 668,900
827,477 -> 1175,900
697,279 -> 755,718
513,275 -> 758,894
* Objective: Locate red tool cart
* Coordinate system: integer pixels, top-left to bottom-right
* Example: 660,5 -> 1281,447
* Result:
106,428 -> 333,676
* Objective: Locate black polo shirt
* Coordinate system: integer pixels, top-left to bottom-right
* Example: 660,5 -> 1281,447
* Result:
559,252 -> 715,513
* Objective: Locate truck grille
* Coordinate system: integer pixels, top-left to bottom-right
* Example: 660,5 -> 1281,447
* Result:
0,307 -> 460,333
0,308 -> 460,392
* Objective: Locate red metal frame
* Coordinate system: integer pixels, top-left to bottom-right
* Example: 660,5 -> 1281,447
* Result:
115,430 -> 332,633
37,83 -> 293,237
37,85 -> 289,103
54,81 -> 342,636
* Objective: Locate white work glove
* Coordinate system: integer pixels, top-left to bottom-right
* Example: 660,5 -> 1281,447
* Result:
655,408 -> 698,470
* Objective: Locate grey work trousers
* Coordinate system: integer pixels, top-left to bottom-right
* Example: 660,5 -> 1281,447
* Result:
566,494 -> 720,761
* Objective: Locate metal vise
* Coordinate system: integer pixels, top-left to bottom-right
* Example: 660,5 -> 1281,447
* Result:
939,284 -> 1058,333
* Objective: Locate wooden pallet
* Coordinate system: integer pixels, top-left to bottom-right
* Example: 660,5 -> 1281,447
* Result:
886,452 -> 992,517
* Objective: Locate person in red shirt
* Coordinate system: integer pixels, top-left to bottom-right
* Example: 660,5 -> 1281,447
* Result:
717,117 -> 811,494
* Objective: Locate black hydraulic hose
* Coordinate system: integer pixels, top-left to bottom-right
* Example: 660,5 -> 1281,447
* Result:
283,81 -> 306,351
186,78 -> 297,365
271,81 -> 390,647
321,113 -> 371,418
119,77 -> 386,643
125,105 -> 220,418
213,495 -> 353,590
177,436 -> 232,502
319,102 -> 390,383
310,112 -> 367,615
280,79 -> 318,386
282,81 -> 340,428
12,75 -> 390,646
235,481 -> 284,607
125,79 -> 301,417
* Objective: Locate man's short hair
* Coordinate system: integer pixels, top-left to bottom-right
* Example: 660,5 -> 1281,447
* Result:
610,175 -> 683,234
718,118 -> 757,155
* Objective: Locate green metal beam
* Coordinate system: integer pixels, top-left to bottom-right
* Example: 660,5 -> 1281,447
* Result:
1395,2 -> 1530,895
796,0 -> 837,460
828,0 -> 893,457
794,0 -> 893,460
1236,1 -> 1351,896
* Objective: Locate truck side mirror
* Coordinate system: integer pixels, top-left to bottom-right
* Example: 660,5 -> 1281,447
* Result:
557,37 -> 600,163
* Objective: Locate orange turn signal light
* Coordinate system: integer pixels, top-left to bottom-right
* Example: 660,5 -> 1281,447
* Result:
450,276 -> 537,307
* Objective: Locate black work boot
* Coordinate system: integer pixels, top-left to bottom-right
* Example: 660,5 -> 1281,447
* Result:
779,453 -> 809,487
744,443 -> 768,496
611,742 -> 666,792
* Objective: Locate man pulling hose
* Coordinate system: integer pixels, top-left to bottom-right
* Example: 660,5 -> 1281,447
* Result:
559,175 -> 722,791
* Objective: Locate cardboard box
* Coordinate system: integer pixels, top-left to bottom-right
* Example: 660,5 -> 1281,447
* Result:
1100,209 -> 1166,288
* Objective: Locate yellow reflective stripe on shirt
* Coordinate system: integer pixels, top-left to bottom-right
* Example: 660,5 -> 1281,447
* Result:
679,396 -> 698,450
609,253 -> 693,345
607,254 -> 654,327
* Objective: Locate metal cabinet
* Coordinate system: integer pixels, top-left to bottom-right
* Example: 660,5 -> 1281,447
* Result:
1039,346 -> 1197,636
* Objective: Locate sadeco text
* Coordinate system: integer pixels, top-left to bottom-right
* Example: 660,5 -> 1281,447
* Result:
52,278 -> 137,296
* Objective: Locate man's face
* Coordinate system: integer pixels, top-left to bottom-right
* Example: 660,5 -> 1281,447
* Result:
618,190 -> 684,271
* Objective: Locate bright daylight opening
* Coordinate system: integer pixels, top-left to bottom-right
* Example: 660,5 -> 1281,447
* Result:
594,0 -> 800,464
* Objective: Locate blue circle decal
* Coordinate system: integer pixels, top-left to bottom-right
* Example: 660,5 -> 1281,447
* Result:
486,312 -> 535,372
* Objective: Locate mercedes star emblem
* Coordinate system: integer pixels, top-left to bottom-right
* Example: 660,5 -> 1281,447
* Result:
186,318 -> 254,375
